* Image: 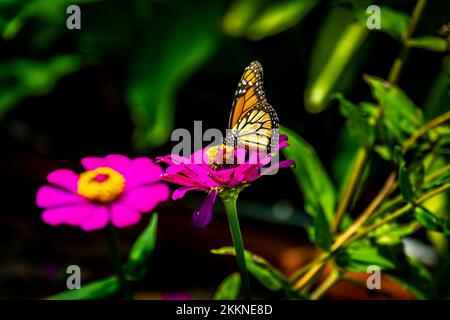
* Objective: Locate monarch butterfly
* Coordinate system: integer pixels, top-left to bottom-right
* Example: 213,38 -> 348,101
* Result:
225,61 -> 279,153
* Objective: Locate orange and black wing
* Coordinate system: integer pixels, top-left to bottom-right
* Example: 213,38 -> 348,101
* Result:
227,61 -> 279,152
228,61 -> 266,129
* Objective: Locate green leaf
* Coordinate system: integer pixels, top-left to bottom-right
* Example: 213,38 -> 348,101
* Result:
388,255 -> 435,299
49,276 -> 119,300
335,94 -> 375,147
335,240 -> 395,272
126,1 -> 220,148
409,36 -> 448,52
245,0 -> 319,41
365,75 -> 424,143
305,6 -> 368,113
313,207 -> 332,251
280,126 -> 336,224
0,55 -> 83,117
1,0 -> 96,40
124,214 -> 158,281
222,0 -> 265,37
357,6 -> 409,40
213,273 -> 241,300
399,163 -> 415,204
211,247 -> 289,292
424,57 -> 450,120
369,222 -> 417,246
414,206 -> 450,235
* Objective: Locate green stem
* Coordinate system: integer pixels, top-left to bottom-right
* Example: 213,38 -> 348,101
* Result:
332,148 -> 368,233
221,196 -> 252,300
388,0 -> 427,85
402,110 -> 450,154
349,183 -> 450,244
310,269 -> 340,300
106,225 -> 133,300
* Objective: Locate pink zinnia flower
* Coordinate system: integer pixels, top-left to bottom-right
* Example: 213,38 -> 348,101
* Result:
157,135 -> 294,228
36,155 -> 170,231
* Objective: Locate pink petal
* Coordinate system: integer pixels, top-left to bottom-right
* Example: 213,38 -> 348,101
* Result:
193,189 -> 217,228
260,160 -> 295,176
172,186 -> 205,200
120,183 -> 170,212
80,205 -> 109,231
36,186 -> 86,208
47,169 -> 79,192
105,154 -> 131,173
42,204 -> 96,226
111,204 -> 141,228
124,158 -> 164,189
81,157 -> 107,170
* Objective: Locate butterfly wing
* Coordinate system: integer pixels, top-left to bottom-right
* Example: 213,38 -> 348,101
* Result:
227,61 -> 279,152
228,61 -> 266,129
233,102 -> 279,152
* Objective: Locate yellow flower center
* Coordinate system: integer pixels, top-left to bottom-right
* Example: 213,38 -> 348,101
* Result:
206,144 -> 235,170
77,167 -> 126,203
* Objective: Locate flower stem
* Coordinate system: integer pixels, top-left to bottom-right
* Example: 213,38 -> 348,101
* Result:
222,196 -> 252,300
310,269 -> 340,300
106,225 -> 133,300
332,147 -> 368,233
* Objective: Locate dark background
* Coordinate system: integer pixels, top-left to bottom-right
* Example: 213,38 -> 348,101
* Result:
0,0 -> 448,299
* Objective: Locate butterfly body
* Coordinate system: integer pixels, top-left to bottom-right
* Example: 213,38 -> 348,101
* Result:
225,61 -> 279,153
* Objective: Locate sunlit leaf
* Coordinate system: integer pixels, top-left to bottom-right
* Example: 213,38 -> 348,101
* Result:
213,273 -> 241,300
409,36 -> 448,52
335,240 -> 395,272
246,0 -> 319,41
414,206 -> 450,235
305,7 -> 368,113
222,0 -> 264,37
280,126 -> 336,223
369,222 -> 417,246
49,276 -> 118,300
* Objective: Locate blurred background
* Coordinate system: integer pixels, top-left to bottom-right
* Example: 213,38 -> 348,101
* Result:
0,0 -> 448,299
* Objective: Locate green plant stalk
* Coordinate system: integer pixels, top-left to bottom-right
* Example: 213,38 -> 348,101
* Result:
347,183 -> 450,245
222,197 -> 252,300
402,110 -> 450,153
388,0 -> 427,85
332,147 -> 368,233
310,268 -> 340,300
295,180 -> 450,292
306,22 -> 368,113
332,172 -> 396,251
106,225 -> 133,300
294,0 -> 430,295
